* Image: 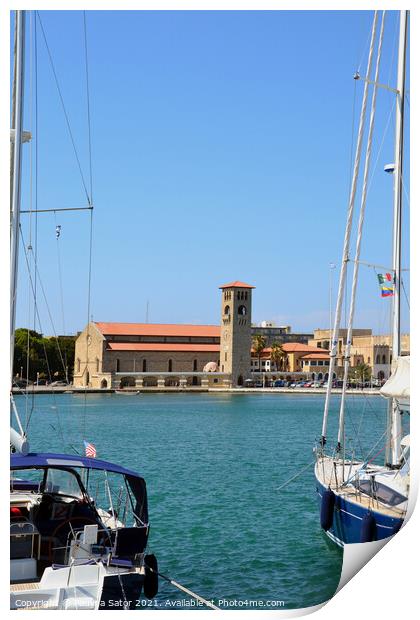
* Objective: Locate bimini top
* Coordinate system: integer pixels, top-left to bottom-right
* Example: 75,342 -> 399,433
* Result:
10,452 -> 143,480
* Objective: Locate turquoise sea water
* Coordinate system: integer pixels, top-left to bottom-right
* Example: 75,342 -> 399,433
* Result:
14,392 -> 392,610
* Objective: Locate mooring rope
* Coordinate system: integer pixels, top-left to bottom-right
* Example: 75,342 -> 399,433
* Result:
275,460 -> 314,492
145,564 -> 220,610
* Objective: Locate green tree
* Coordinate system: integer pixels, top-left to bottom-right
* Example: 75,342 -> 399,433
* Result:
252,335 -> 267,375
13,328 -> 75,383
350,362 -> 372,384
270,342 -> 288,371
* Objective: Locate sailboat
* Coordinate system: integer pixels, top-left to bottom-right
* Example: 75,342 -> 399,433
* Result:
314,10 -> 410,546
10,11 -> 158,608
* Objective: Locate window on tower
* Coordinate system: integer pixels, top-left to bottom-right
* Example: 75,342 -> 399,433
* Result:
238,305 -> 247,316
224,305 -> 230,315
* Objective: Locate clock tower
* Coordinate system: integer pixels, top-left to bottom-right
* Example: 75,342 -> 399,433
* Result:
220,281 -> 254,386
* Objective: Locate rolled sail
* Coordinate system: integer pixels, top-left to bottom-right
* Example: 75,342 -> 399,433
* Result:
380,356 -> 410,409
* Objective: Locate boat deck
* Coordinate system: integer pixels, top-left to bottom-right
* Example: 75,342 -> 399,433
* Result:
10,582 -> 40,592
315,456 -> 406,519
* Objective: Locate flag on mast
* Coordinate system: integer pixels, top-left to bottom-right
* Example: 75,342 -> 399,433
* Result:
377,273 -> 394,297
84,441 -> 97,458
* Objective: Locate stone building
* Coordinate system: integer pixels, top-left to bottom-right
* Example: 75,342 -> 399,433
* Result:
73,281 -> 255,389
251,323 -> 312,347
220,281 -> 254,386
308,328 -> 410,380
308,328 -> 373,364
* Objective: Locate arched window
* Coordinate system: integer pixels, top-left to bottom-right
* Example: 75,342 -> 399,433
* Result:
77,358 -> 81,373
367,357 -> 371,364
142,359 -> 147,372
224,305 -> 230,315
382,354 -> 386,364
238,305 -> 247,316
116,359 -> 120,372
168,359 -> 173,372
193,359 -> 198,372
376,354 -> 380,364
237,291 -> 240,300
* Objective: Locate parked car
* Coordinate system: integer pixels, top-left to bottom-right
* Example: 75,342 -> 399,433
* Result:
50,380 -> 69,387
303,382 -> 312,388
312,382 -> 321,388
274,380 -> 285,387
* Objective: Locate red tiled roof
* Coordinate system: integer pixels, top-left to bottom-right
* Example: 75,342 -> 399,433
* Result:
300,353 -> 330,360
95,322 -> 220,338
107,343 -> 220,353
219,281 -> 255,289
251,347 -> 272,358
282,343 -> 328,353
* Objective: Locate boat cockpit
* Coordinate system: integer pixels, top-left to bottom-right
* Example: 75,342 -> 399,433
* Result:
10,454 -> 149,585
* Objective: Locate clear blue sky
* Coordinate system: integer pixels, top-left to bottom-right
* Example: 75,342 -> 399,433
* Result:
13,10 -> 410,336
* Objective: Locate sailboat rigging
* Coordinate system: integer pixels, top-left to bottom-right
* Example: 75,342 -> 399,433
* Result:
10,11 -> 158,608
314,10 -> 410,547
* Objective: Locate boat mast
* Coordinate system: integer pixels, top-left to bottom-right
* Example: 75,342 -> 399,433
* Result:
388,10 -> 408,467
336,11 -> 386,457
10,10 -> 25,383
10,10 -> 29,455
320,11 -> 378,447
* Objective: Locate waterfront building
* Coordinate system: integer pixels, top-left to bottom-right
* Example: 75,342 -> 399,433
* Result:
251,343 -> 335,381
73,281 -> 255,389
309,328 -> 410,380
251,323 -> 312,347
308,328 -> 373,364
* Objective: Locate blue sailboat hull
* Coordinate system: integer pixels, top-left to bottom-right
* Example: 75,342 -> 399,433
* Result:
315,479 -> 403,547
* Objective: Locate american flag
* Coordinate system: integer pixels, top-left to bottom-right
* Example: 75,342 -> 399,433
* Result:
84,441 -> 97,458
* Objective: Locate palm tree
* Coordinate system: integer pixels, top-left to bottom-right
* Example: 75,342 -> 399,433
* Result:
350,362 -> 372,385
252,335 -> 267,376
270,342 -> 287,372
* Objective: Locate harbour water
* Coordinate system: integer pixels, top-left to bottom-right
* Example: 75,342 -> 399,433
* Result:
15,392 -> 393,610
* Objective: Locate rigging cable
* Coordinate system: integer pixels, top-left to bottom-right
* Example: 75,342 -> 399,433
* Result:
19,228 -> 66,444
54,214 -> 66,336
36,11 -> 91,204
82,10 -> 95,441
19,226 -> 68,381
